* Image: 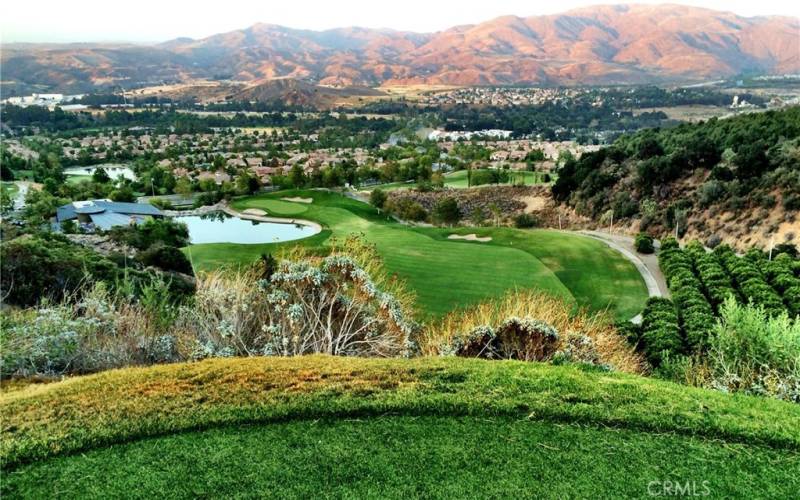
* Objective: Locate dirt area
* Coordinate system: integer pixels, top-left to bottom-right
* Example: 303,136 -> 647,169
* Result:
520,195 -> 547,213
281,197 -> 313,204
448,233 -> 492,242
241,208 -> 268,216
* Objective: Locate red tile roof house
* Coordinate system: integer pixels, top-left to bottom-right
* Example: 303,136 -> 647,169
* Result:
197,171 -> 231,185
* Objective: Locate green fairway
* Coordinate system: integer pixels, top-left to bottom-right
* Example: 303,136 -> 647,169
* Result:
185,190 -> 647,320
364,169 -> 550,191
3,356 -> 799,497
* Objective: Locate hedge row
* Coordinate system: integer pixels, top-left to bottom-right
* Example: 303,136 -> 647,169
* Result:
758,253 -> 800,317
659,238 -> 716,350
684,241 -> 738,311
715,245 -> 786,316
638,297 -> 683,366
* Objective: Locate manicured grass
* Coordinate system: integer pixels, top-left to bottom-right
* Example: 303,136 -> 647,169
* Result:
1,182 -> 19,198
6,416 -> 799,498
363,169 -> 550,191
2,356 -> 799,497
186,190 -> 647,319
441,169 -> 546,188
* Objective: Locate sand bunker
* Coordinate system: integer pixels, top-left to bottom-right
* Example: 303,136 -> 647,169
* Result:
241,208 -> 267,216
448,233 -> 492,242
281,197 -> 313,204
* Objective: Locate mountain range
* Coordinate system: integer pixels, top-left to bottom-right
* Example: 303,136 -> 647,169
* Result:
2,4 -> 799,94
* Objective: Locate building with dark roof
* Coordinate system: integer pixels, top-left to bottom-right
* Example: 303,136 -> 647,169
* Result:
56,199 -> 163,231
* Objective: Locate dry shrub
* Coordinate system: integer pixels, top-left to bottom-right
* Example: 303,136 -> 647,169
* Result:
2,236 -> 419,378
422,290 -> 645,374
183,235 -> 419,359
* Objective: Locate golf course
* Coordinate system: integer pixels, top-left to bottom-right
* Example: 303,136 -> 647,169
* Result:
185,190 -> 648,320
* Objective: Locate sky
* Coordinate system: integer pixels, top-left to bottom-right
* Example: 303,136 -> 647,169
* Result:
2,0 -> 798,43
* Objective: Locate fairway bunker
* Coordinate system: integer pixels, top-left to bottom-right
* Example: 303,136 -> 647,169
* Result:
281,197 -> 313,204
448,233 -> 492,242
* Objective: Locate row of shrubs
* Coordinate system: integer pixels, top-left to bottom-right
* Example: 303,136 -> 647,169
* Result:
715,245 -> 786,316
756,253 -> 800,317
636,297 -> 682,367
659,238 -> 716,350
684,241 -> 738,311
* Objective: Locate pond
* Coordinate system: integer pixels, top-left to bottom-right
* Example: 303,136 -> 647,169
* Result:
174,212 -> 318,245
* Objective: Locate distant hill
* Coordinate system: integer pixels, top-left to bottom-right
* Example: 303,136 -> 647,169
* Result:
2,4 -> 799,93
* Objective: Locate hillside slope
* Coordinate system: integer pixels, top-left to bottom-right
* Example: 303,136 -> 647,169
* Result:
553,107 -> 800,249
3,4 -> 798,92
2,356 -> 799,496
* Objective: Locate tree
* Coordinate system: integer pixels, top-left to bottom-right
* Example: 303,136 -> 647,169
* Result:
1,162 -> 14,181
109,186 -> 135,202
236,173 -> 260,195
433,197 -> 460,226
92,168 -> 111,184
289,164 -> 306,188
23,189 -> 66,226
369,189 -> 387,210
175,177 -> 193,199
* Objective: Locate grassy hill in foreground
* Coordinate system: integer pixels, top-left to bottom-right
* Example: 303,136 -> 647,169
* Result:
185,190 -> 647,320
2,356 -> 799,497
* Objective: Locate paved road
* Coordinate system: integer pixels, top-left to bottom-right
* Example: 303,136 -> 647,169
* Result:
579,230 -> 669,298
578,230 -> 669,323
12,181 -> 30,210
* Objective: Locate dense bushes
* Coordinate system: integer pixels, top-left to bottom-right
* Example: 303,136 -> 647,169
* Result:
715,245 -> 785,316
552,107 -> 800,234
684,241 -> 738,311
634,233 -> 654,254
384,197 -> 427,221
704,298 -> 799,402
659,238 -> 715,350
1,234 -> 123,307
758,253 -> 800,317
445,318 -> 560,361
637,297 -> 683,366
1,281 -> 181,376
109,218 -> 189,250
432,197 -> 460,225
637,239 -> 799,400
137,243 -> 193,274
514,213 -> 539,228
0,237 -> 418,378
109,218 -> 193,275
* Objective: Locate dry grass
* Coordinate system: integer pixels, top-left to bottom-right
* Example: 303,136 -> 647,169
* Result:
421,290 -> 646,374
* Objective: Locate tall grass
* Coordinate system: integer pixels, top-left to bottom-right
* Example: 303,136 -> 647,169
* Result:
421,290 -> 645,374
